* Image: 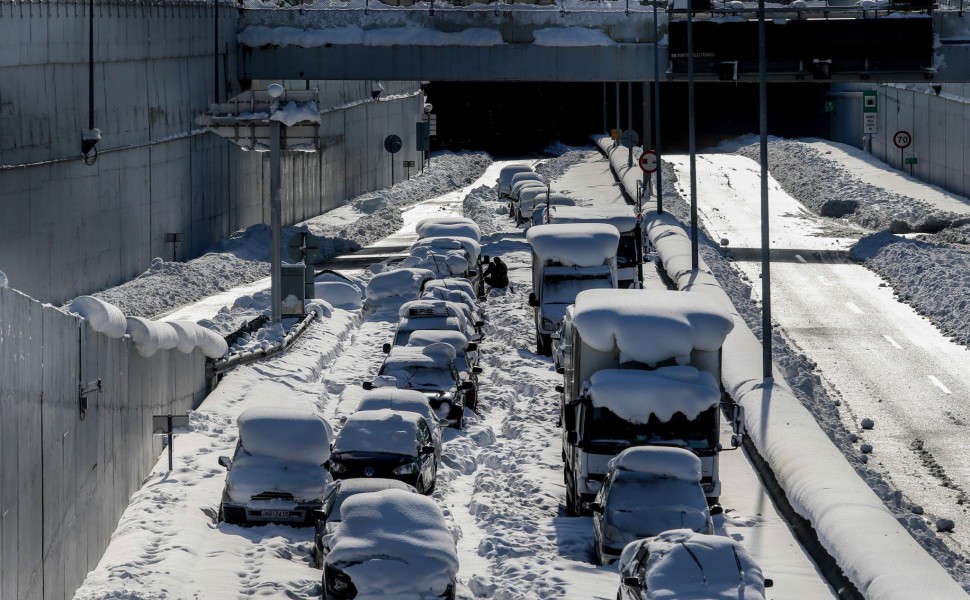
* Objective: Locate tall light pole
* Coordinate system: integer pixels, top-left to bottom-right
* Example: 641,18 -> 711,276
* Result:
687,0 -> 699,270
758,0 -> 772,378
268,83 -> 284,324
653,0 -> 663,214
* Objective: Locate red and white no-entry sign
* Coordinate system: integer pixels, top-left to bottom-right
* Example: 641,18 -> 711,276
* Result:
639,150 -> 658,173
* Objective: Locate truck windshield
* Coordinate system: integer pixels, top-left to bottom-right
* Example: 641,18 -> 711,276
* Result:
542,273 -> 613,304
584,406 -> 718,454
616,235 -> 638,269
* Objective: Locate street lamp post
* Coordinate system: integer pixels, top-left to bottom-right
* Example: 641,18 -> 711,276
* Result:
268,83 -> 284,324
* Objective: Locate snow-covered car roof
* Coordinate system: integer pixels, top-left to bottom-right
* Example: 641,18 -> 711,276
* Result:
401,253 -> 469,278
355,389 -> 441,425
365,268 -> 436,304
511,180 -> 547,200
527,223 -> 620,267
620,529 -> 767,600
325,488 -> 459,596
323,478 -> 416,522
384,343 -> 458,367
332,409 -> 425,456
510,171 -> 544,187
424,278 -> 476,299
608,446 -> 703,481
587,367 -> 720,423
571,288 -> 735,364
497,164 -> 533,186
415,217 -> 482,243
411,236 -> 482,263
547,205 -> 640,233
237,406 -> 332,465
405,329 -> 473,352
422,287 -> 478,313
399,298 -> 464,321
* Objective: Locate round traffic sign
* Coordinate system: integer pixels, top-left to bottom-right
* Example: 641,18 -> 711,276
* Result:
619,130 -> 640,148
639,150 -> 658,173
893,131 -> 912,149
384,134 -> 403,154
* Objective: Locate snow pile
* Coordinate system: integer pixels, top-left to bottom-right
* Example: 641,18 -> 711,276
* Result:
312,281 -> 363,310
631,529 -> 767,600
269,100 -> 321,127
415,217 -> 482,242
239,24 -> 504,48
332,409 -> 423,455
588,367 -> 720,422
63,295 -> 128,338
609,446 -> 703,481
238,405 -> 332,465
168,320 -> 230,358
462,185 -> 506,235
325,489 -> 458,596
533,27 -> 614,46
365,267 -> 435,305
527,223 -> 620,266
571,289 -> 734,364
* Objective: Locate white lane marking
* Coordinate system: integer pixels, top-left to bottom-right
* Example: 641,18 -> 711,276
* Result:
928,375 -> 953,395
845,302 -> 864,314
817,276 -> 831,286
795,254 -> 807,264
883,335 -> 902,349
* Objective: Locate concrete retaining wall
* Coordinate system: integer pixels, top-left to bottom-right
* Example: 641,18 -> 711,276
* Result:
0,286 -> 207,600
0,0 -> 423,305
827,83 -> 970,200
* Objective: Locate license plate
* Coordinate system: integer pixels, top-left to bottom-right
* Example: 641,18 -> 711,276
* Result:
260,509 -> 291,518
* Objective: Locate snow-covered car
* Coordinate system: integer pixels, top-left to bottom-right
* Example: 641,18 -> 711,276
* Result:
424,277 -> 480,303
312,477 -> 417,569
393,299 -> 482,344
509,177 -> 546,219
496,163 -> 534,199
422,286 -> 482,324
327,409 -> 439,494
352,387 -> 445,458
321,488 -> 459,599
415,216 -> 482,243
364,267 -> 435,311
217,406 -> 333,525
587,447 -> 716,565
367,343 -> 472,427
617,529 -> 772,600
410,235 -> 483,292
397,328 -> 482,411
530,194 -> 578,227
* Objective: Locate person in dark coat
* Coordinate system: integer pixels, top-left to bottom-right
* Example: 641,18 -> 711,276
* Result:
482,257 -> 510,290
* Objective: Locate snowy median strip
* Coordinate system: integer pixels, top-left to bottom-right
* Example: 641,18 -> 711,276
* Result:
595,134 -> 970,600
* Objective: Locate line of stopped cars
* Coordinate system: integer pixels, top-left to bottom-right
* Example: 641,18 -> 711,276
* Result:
217,216 -> 490,599
499,162 -> 774,599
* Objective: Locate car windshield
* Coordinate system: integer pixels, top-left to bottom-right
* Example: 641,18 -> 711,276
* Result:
584,405 -> 718,453
542,273 -> 613,305
382,366 -> 455,391
604,477 -> 709,537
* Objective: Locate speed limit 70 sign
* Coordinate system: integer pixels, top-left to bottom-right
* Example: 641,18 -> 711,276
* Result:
893,131 -> 912,149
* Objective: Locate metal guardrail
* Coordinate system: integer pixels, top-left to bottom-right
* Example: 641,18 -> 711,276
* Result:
206,311 -> 317,386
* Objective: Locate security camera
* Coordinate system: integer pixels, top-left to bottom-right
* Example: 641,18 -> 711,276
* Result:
371,81 -> 385,100
424,103 -> 433,114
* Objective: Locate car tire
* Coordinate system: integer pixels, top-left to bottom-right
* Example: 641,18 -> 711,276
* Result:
565,473 -> 580,517
536,333 -> 552,356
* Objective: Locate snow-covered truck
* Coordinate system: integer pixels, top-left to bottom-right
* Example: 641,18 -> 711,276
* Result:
525,223 -> 620,356
546,205 -> 643,289
557,289 -> 736,514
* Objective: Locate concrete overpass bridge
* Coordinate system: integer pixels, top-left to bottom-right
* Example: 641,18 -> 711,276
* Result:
236,1 -> 970,83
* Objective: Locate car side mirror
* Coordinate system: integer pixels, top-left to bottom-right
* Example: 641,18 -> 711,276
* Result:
218,456 -> 231,470
528,293 -> 539,307
765,579 -> 774,588
555,384 -> 564,394
473,366 -> 483,374
623,576 -> 641,588
362,381 -> 374,390
382,343 -> 391,354
556,367 -> 564,375
710,504 -> 724,516
421,445 -> 436,455
466,342 -> 478,352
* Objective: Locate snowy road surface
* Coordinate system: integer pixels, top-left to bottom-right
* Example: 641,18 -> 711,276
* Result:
668,152 -> 970,560
74,151 -> 836,599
